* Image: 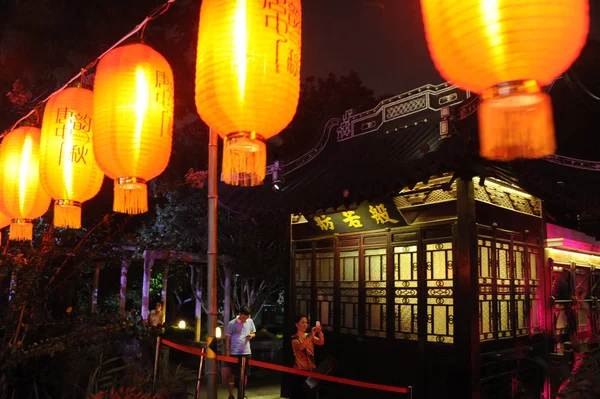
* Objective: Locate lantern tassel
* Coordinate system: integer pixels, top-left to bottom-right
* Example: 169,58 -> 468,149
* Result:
114,178 -> 148,215
222,133 -> 267,187
479,80 -> 555,161
54,201 -> 82,229
9,219 -> 33,241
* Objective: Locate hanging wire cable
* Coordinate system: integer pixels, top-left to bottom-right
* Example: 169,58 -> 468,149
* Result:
2,0 -> 177,136
563,68 -> 600,105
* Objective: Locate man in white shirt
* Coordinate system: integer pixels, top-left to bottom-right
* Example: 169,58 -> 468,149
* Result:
149,302 -> 164,326
225,305 -> 256,399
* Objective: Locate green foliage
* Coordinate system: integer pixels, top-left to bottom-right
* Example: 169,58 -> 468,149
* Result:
150,273 -> 163,295
87,353 -> 133,395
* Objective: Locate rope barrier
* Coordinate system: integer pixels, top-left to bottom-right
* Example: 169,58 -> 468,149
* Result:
161,339 -> 411,395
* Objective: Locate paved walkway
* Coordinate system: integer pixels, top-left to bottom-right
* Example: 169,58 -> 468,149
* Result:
190,380 -> 283,399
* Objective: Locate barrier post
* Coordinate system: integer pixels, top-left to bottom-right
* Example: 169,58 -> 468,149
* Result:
194,347 -> 206,399
152,336 -> 162,395
237,356 -> 247,399
408,385 -> 413,399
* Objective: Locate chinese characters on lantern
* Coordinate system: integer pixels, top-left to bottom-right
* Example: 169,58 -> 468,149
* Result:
155,70 -> 174,137
55,107 -> 91,166
264,0 -> 301,76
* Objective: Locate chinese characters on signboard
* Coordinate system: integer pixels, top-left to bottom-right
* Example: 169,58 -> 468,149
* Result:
310,201 -> 405,234
263,0 -> 301,77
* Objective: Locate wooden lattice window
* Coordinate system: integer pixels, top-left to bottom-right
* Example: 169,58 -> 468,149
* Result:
426,242 -> 454,343
316,251 -> 334,331
394,245 -> 418,340
294,251 -> 312,317
340,250 -> 359,334
364,248 -> 387,337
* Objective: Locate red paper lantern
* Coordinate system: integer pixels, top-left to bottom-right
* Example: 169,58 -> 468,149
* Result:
420,0 -> 589,160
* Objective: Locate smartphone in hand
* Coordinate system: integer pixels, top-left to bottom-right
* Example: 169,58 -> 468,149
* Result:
316,321 -> 321,329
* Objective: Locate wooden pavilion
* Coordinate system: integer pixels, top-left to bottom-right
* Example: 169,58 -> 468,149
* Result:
219,39 -> 600,399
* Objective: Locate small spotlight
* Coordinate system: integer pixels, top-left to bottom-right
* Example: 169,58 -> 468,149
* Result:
177,320 -> 187,329
272,160 -> 284,192
216,326 -> 222,339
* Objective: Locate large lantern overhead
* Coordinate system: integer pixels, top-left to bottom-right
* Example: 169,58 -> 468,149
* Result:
420,0 -> 589,160
39,86 -> 104,228
0,127 -> 52,241
195,0 -> 302,186
92,43 -> 174,214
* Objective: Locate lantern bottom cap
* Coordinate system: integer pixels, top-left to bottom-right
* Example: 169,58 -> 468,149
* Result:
222,133 -> 266,187
9,219 -> 33,241
479,83 -> 555,161
54,201 -> 82,229
114,178 -> 148,215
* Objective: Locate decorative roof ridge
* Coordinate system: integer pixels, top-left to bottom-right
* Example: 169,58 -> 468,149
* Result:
266,82 -> 471,178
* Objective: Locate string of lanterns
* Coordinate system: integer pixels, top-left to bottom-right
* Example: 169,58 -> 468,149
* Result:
0,0 -> 590,241
0,0 -> 303,240
0,2 -> 178,240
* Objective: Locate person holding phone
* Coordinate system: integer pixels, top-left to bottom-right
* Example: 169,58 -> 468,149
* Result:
290,314 -> 325,399
225,306 -> 256,399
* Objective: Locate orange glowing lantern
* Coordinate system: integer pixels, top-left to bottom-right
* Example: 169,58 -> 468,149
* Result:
0,127 -> 52,241
195,0 -> 302,186
92,43 -> 174,214
420,0 -> 589,160
39,86 -> 104,228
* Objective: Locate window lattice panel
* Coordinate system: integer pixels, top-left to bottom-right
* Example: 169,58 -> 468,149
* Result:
365,248 -> 387,337
316,252 -> 334,331
394,245 -> 418,340
426,242 -> 454,344
496,242 -> 513,338
295,252 -> 312,319
479,239 -> 494,341
340,250 -> 359,334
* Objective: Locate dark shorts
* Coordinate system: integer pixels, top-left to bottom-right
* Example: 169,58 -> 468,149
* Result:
231,354 -> 251,378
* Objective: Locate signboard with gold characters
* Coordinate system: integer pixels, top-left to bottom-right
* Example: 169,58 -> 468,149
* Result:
309,201 -> 406,234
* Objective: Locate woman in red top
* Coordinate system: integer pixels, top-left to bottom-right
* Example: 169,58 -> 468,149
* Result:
291,314 -> 325,399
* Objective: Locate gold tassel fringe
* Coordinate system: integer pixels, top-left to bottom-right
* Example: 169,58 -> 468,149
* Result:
114,178 -> 148,215
54,201 -> 82,229
479,80 -> 555,161
10,219 -> 33,241
222,133 -> 266,187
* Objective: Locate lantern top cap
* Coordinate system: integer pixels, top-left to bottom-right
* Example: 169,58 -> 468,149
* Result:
68,82 -> 93,90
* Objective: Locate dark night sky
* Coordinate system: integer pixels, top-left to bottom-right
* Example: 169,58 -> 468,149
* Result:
301,0 -> 600,95
1,0 -> 600,102
302,0 -> 441,95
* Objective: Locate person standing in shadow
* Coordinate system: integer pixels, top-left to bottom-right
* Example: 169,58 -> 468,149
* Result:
291,314 -> 325,399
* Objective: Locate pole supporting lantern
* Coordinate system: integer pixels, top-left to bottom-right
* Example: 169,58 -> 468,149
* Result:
206,127 -> 219,399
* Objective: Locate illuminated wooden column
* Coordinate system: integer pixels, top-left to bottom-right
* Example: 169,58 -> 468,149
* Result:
119,259 -> 130,317
91,261 -> 102,314
142,251 -> 156,322
454,176 -> 481,399
161,266 -> 169,324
